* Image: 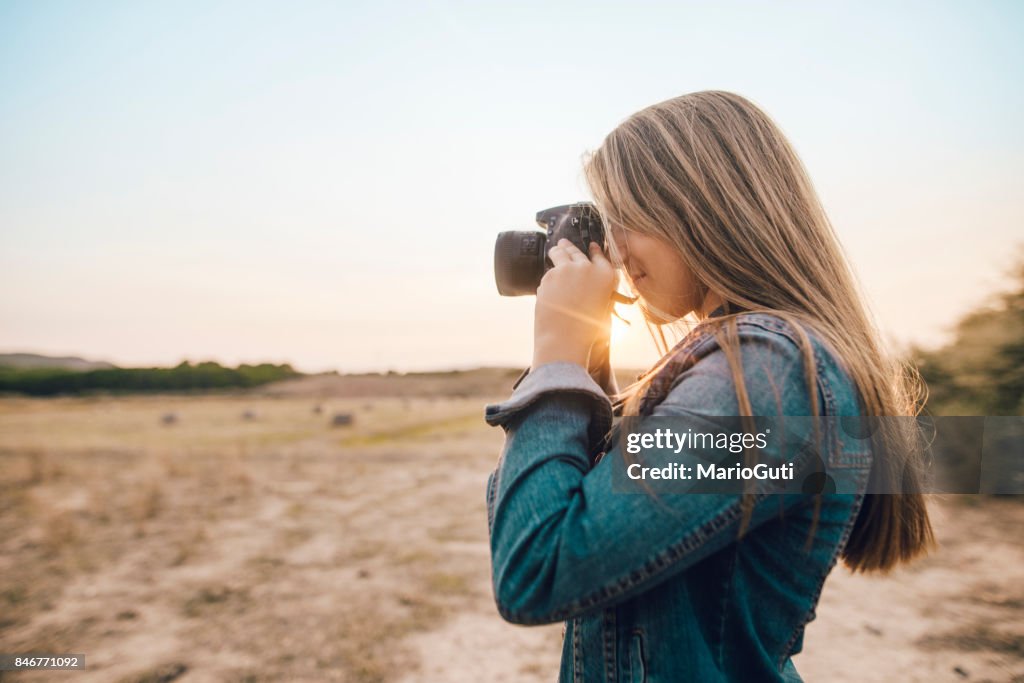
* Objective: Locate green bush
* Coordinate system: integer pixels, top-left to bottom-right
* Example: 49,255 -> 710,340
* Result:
911,256 -> 1024,416
0,361 -> 300,396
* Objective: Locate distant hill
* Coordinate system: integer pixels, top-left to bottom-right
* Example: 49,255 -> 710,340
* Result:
255,367 -> 646,399
255,367 -> 527,399
0,352 -> 118,372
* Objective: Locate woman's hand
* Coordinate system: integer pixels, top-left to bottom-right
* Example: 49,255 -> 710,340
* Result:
532,239 -> 618,369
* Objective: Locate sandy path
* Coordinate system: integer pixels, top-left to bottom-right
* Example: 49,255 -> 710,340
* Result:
795,496 -> 1024,682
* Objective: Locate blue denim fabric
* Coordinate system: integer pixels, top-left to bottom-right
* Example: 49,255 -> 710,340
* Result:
484,308 -> 872,682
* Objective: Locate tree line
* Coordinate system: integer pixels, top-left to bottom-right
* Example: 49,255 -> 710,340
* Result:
911,257 -> 1023,416
0,361 -> 301,396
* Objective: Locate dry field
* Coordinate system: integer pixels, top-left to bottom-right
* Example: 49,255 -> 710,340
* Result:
0,373 -> 1021,682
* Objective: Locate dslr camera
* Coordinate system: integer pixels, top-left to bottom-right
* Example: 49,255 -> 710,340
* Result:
493,202 -> 606,296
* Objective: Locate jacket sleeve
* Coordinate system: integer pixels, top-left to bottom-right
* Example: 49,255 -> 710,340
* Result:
484,361 -> 615,450
484,331 -> 821,625
483,361 -> 613,535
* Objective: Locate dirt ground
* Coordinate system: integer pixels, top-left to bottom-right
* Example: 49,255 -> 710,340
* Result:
0,378 -> 1021,682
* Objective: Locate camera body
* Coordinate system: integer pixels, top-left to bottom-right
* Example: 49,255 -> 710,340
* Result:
493,202 -> 605,296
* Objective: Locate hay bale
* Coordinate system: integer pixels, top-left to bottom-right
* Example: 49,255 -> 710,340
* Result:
331,413 -> 354,427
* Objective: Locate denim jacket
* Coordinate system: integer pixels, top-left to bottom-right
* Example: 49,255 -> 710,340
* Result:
484,307 -> 873,682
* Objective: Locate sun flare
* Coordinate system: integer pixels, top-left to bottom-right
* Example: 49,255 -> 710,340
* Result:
611,310 -> 632,344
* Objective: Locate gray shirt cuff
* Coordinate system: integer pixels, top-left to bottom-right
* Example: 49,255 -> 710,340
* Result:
484,362 -> 614,443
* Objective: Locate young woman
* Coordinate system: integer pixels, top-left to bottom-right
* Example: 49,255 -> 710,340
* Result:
484,91 -> 934,682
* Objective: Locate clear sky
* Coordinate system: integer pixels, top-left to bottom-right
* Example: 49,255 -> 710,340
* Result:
1,1 -> 1022,373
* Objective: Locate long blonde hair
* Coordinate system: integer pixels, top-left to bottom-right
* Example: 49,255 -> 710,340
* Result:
583,90 -> 934,572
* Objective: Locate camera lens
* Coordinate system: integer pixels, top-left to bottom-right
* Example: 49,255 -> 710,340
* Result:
494,230 -> 547,296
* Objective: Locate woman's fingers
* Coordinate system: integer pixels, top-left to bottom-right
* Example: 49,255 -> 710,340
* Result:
558,239 -> 591,263
551,238 -> 596,265
548,239 -> 585,266
588,241 -> 613,267
549,239 -> 614,271
547,242 -> 573,266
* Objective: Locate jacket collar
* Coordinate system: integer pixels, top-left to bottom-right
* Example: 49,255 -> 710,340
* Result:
706,303 -> 731,319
